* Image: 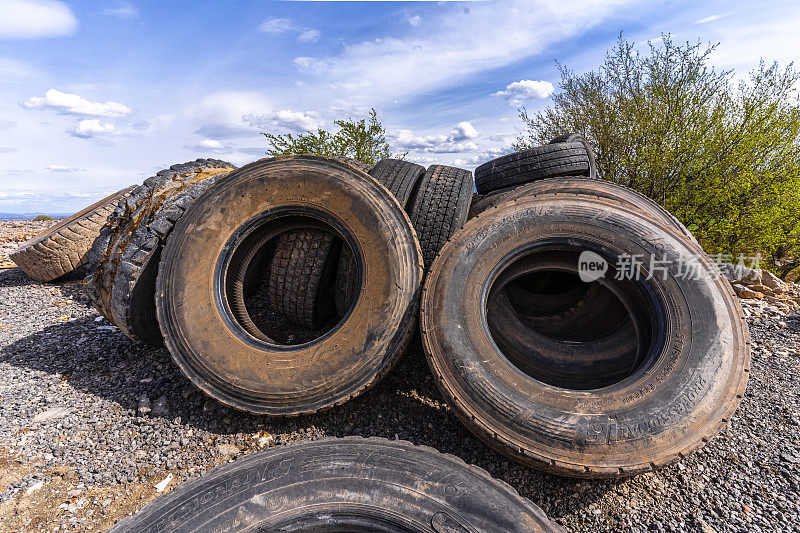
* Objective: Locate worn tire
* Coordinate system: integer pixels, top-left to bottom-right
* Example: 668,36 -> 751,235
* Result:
333,158 -> 427,316
408,164 -> 474,267
421,194 -> 749,477
268,228 -> 340,328
274,158 -> 426,320
84,159 -> 236,344
108,437 -> 561,533
474,143 -> 591,194
156,156 -> 423,415
467,176 -> 697,244
369,158 -> 426,209
549,133 -> 598,179
9,186 -> 135,282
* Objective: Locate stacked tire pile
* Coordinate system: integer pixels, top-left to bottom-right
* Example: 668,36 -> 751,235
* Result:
10,137 -> 749,532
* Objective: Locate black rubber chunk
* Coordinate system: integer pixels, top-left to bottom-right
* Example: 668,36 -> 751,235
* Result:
474,142 -> 592,194
408,164 -> 474,267
107,437 -> 563,532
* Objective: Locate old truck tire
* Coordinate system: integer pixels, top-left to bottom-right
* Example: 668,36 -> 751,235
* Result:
10,186 -> 135,282
421,195 -> 749,477
334,159 -> 426,317
108,438 -> 562,533
474,143 -> 591,194
272,158 -> 426,325
84,159 -> 236,345
268,228 -> 341,328
467,176 -> 697,244
408,164 -> 474,267
549,133 -> 597,179
369,158 -> 426,208
156,156 -> 423,415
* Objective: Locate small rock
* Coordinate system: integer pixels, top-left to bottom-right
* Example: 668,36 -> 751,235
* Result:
137,396 -> 152,416
216,444 -> 240,458
151,395 -> 168,417
733,285 -> 763,299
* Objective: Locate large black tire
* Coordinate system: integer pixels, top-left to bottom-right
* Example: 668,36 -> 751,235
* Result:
549,133 -> 597,179
408,164 -> 474,267
467,176 -> 698,244
369,158 -> 426,209
421,194 -> 749,477
10,186 -> 135,282
108,438 -> 562,533
268,228 -> 340,328
270,158 -> 427,324
474,143 -> 591,194
84,159 -> 236,345
156,156 -> 423,415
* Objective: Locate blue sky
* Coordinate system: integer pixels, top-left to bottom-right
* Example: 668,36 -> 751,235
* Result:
1,0 -> 799,213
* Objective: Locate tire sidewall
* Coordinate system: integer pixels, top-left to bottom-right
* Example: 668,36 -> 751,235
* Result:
422,197 -> 748,475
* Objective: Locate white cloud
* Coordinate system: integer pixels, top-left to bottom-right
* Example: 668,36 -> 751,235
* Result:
287,0 -> 637,105
185,139 -> 226,153
408,15 -> 421,27
298,29 -> 321,43
260,17 -> 320,43
392,121 -> 481,154
243,110 -> 319,132
46,165 -> 85,172
453,147 -> 510,167
101,2 -> 138,19
492,80 -> 554,106
450,121 -> 479,141
695,14 -> 726,24
0,0 -> 77,39
69,119 -> 120,138
260,18 -> 293,33
23,89 -> 131,117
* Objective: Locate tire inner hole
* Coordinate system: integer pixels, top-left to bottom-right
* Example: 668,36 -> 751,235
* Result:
485,248 -> 653,390
224,216 -> 360,346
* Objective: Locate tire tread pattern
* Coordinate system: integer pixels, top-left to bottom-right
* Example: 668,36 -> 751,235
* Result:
10,186 -> 135,282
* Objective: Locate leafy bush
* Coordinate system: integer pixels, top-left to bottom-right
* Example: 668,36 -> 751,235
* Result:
262,108 -> 399,165
517,35 -> 800,279
33,215 -> 52,221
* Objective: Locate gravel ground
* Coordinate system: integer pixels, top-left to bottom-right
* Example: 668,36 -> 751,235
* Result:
1,228 -> 798,532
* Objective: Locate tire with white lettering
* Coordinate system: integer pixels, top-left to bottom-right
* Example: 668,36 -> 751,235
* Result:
421,194 -> 749,477
10,186 -> 135,282
107,437 -> 562,533
156,156 -> 422,415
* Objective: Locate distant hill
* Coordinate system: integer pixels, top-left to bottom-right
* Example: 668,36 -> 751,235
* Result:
0,212 -> 72,220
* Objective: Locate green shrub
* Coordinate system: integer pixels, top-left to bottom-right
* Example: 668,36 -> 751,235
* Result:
517,35 -> 800,279
33,215 -> 53,221
262,108 -> 401,165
